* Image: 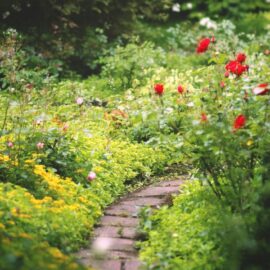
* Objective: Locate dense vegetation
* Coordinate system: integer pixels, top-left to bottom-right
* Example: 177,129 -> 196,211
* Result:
0,1 -> 270,270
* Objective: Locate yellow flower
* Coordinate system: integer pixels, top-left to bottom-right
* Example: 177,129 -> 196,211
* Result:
247,140 -> 254,146
93,166 -> 103,173
79,196 -> 88,204
25,159 -> 35,164
18,233 -> 32,239
49,247 -> 67,260
0,155 -> 10,162
0,223 -> 5,230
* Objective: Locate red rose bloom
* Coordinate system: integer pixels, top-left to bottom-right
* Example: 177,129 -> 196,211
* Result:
236,53 -> 246,63
233,114 -> 246,130
226,60 -> 238,73
196,38 -> 211,53
177,85 -> 184,94
259,83 -> 269,88
154,83 -> 164,96
201,113 -> 208,122
253,83 -> 269,95
225,60 -> 248,76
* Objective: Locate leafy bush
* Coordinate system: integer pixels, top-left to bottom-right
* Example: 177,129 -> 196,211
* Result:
171,0 -> 270,20
222,182 -> 270,270
0,0 -> 172,76
139,181 -> 231,270
100,42 -> 166,91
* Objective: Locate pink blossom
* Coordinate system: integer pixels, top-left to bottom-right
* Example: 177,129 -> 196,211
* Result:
224,71 -> 230,78
76,97 -> 84,105
87,171 -> 96,181
36,142 -> 45,150
220,81 -> 225,88
7,141 -> 14,148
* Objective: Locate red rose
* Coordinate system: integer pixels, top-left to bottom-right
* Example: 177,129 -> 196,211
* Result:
233,114 -> 246,130
226,60 -> 238,73
236,53 -> 246,63
225,60 -> 248,76
196,38 -> 211,53
235,64 -> 248,76
253,83 -> 269,95
154,83 -> 164,96
201,113 -> 208,122
177,85 -> 184,94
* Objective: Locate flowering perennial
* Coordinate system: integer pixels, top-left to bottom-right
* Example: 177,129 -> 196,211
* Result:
196,38 -> 211,53
154,83 -> 164,95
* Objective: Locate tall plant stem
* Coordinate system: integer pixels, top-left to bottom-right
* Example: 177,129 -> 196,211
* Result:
1,101 -> 10,135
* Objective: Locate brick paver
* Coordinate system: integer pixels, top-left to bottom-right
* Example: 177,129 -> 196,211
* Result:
76,177 -> 185,270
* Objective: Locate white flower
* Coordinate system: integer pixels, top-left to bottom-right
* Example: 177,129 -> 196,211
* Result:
172,3 -> 181,12
192,120 -> 200,126
186,3 -> 193,9
200,17 -> 211,26
199,17 -> 217,30
187,102 -> 194,107
165,107 -> 174,114
2,11 -> 10,19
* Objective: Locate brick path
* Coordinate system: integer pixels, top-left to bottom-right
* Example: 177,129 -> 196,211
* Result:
76,177 -> 185,270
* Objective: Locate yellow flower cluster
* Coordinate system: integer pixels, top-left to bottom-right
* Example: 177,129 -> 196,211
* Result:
33,164 -> 77,198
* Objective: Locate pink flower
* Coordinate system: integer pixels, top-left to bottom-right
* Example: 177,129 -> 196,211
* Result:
220,81 -> 225,88
36,142 -> 45,150
211,36 -> 216,43
224,71 -> 230,78
7,141 -> 14,148
253,83 -> 269,96
201,113 -> 208,122
76,97 -> 84,105
87,171 -> 96,181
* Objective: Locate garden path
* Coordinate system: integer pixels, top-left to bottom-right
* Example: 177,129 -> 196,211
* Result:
76,177 -> 185,270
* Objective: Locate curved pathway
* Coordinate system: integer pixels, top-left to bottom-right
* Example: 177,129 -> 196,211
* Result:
76,177 -> 185,270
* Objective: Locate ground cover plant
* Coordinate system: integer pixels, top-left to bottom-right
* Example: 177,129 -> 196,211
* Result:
0,1 -> 270,270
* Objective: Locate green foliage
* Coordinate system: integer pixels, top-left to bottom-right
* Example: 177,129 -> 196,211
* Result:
139,181 -> 230,270
100,42 -> 166,91
222,182 -> 270,270
0,0 -> 172,76
171,0 -> 270,20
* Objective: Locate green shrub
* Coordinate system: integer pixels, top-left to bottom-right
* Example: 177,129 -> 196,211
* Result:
139,181 -> 230,270
222,182 -> 270,270
100,42 -> 166,91
171,0 -> 270,20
